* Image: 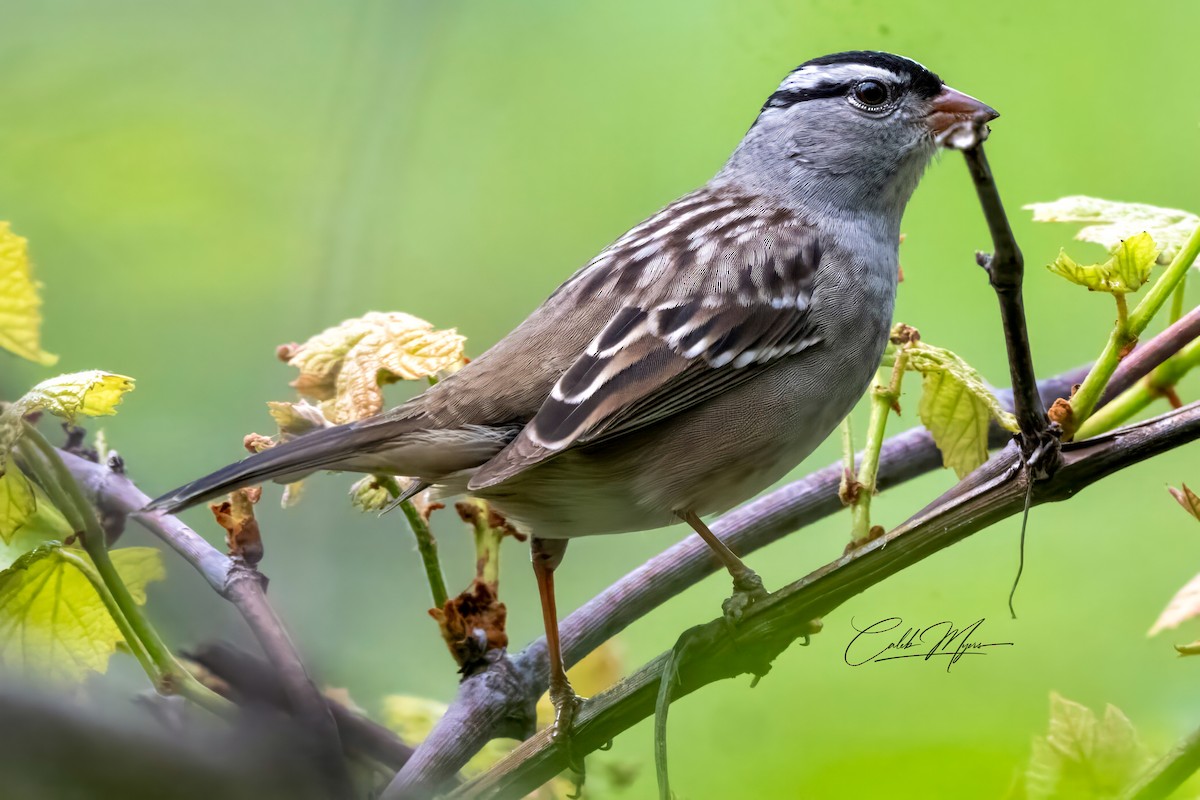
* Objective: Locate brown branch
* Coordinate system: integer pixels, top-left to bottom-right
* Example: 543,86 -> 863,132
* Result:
382,318 -> 1193,797
957,132 -> 1056,473
59,450 -> 355,796
455,401 -> 1200,798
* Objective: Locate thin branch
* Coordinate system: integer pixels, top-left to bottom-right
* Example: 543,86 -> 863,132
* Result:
958,135 -> 1054,468
58,450 -> 354,798
456,401 -> 1200,798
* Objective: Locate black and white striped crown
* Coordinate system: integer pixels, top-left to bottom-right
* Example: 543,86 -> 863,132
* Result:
763,51 -> 943,111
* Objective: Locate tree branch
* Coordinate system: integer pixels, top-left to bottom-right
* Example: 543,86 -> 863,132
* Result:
958,134 -> 1055,471
456,401 -> 1200,798
385,311 -> 1195,797
59,450 -> 354,797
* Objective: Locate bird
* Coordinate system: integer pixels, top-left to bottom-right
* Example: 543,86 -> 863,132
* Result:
147,50 -> 996,739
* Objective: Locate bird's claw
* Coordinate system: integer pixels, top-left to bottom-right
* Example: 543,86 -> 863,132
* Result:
549,688 -> 586,743
721,569 -> 768,623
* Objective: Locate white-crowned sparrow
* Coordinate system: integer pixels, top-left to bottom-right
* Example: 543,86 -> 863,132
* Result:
148,51 -> 996,734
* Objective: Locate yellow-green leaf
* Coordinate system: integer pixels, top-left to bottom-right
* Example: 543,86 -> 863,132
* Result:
0,478 -> 71,570
18,370 -> 136,420
0,545 -> 165,683
282,312 -> 466,423
0,222 -> 58,366
1026,196 -> 1198,264
904,342 -> 1019,478
0,463 -> 37,545
1047,233 -> 1159,294
266,400 -> 330,440
348,476 -> 392,513
1022,693 -> 1147,800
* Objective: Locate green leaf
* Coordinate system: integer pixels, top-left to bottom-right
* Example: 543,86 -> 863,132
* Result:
904,342 -> 1019,478
1023,693 -> 1147,800
1047,233 -> 1160,294
0,544 -> 165,683
1026,196 -> 1198,264
0,463 -> 37,545
0,370 -> 137,472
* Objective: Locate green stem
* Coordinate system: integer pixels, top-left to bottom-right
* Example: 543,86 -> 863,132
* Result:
459,497 -> 503,587
379,475 -> 449,608
1170,275 -> 1188,325
1070,223 -> 1200,433
1074,336 -> 1200,439
849,353 -> 908,542
401,499 -> 450,607
20,426 -> 229,714
56,548 -> 157,677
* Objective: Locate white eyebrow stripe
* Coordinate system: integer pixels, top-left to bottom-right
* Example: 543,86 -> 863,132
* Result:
779,64 -> 904,92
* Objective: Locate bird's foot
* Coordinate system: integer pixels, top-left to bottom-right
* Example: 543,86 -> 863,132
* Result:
721,568 -> 768,623
548,678 -> 588,779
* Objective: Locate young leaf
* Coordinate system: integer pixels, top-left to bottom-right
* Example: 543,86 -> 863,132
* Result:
904,342 -> 1019,478
280,311 -> 466,423
0,371 -> 136,470
1046,233 -> 1160,294
0,463 -> 37,545
1022,693 -> 1147,800
0,222 -> 58,366
1026,196 -> 1198,264
16,370 -> 136,420
0,545 -> 165,683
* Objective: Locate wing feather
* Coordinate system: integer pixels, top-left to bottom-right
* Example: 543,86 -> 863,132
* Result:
469,200 -> 824,490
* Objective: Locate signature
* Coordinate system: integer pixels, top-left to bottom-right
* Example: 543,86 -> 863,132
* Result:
843,616 -> 1013,672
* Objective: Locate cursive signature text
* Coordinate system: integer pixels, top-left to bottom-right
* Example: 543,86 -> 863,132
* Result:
843,616 -> 1013,672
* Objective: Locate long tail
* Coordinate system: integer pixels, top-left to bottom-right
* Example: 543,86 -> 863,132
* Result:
144,417 -> 422,514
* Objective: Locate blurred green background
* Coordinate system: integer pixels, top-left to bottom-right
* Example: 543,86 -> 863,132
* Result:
2,1 -> 1199,797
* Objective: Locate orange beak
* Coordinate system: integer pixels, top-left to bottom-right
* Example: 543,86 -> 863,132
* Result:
926,85 -> 999,137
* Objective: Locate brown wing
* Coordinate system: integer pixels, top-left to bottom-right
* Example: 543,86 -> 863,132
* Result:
468,221 -> 823,490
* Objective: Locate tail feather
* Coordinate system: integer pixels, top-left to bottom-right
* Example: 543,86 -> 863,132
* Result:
145,417 -> 421,514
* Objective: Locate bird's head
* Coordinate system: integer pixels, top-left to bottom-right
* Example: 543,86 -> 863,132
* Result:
720,51 -> 997,216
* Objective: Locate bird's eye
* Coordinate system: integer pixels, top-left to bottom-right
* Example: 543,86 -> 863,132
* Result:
851,80 -> 890,108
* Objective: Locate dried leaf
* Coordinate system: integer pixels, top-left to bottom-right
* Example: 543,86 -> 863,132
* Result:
1023,693 -> 1147,800
0,462 -> 37,545
282,312 -> 465,423
1026,196 -> 1198,264
1046,233 -> 1159,294
1169,484 -> 1200,522
903,340 -> 1019,478
0,545 -> 165,683
0,222 -> 57,366
209,487 -> 263,565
